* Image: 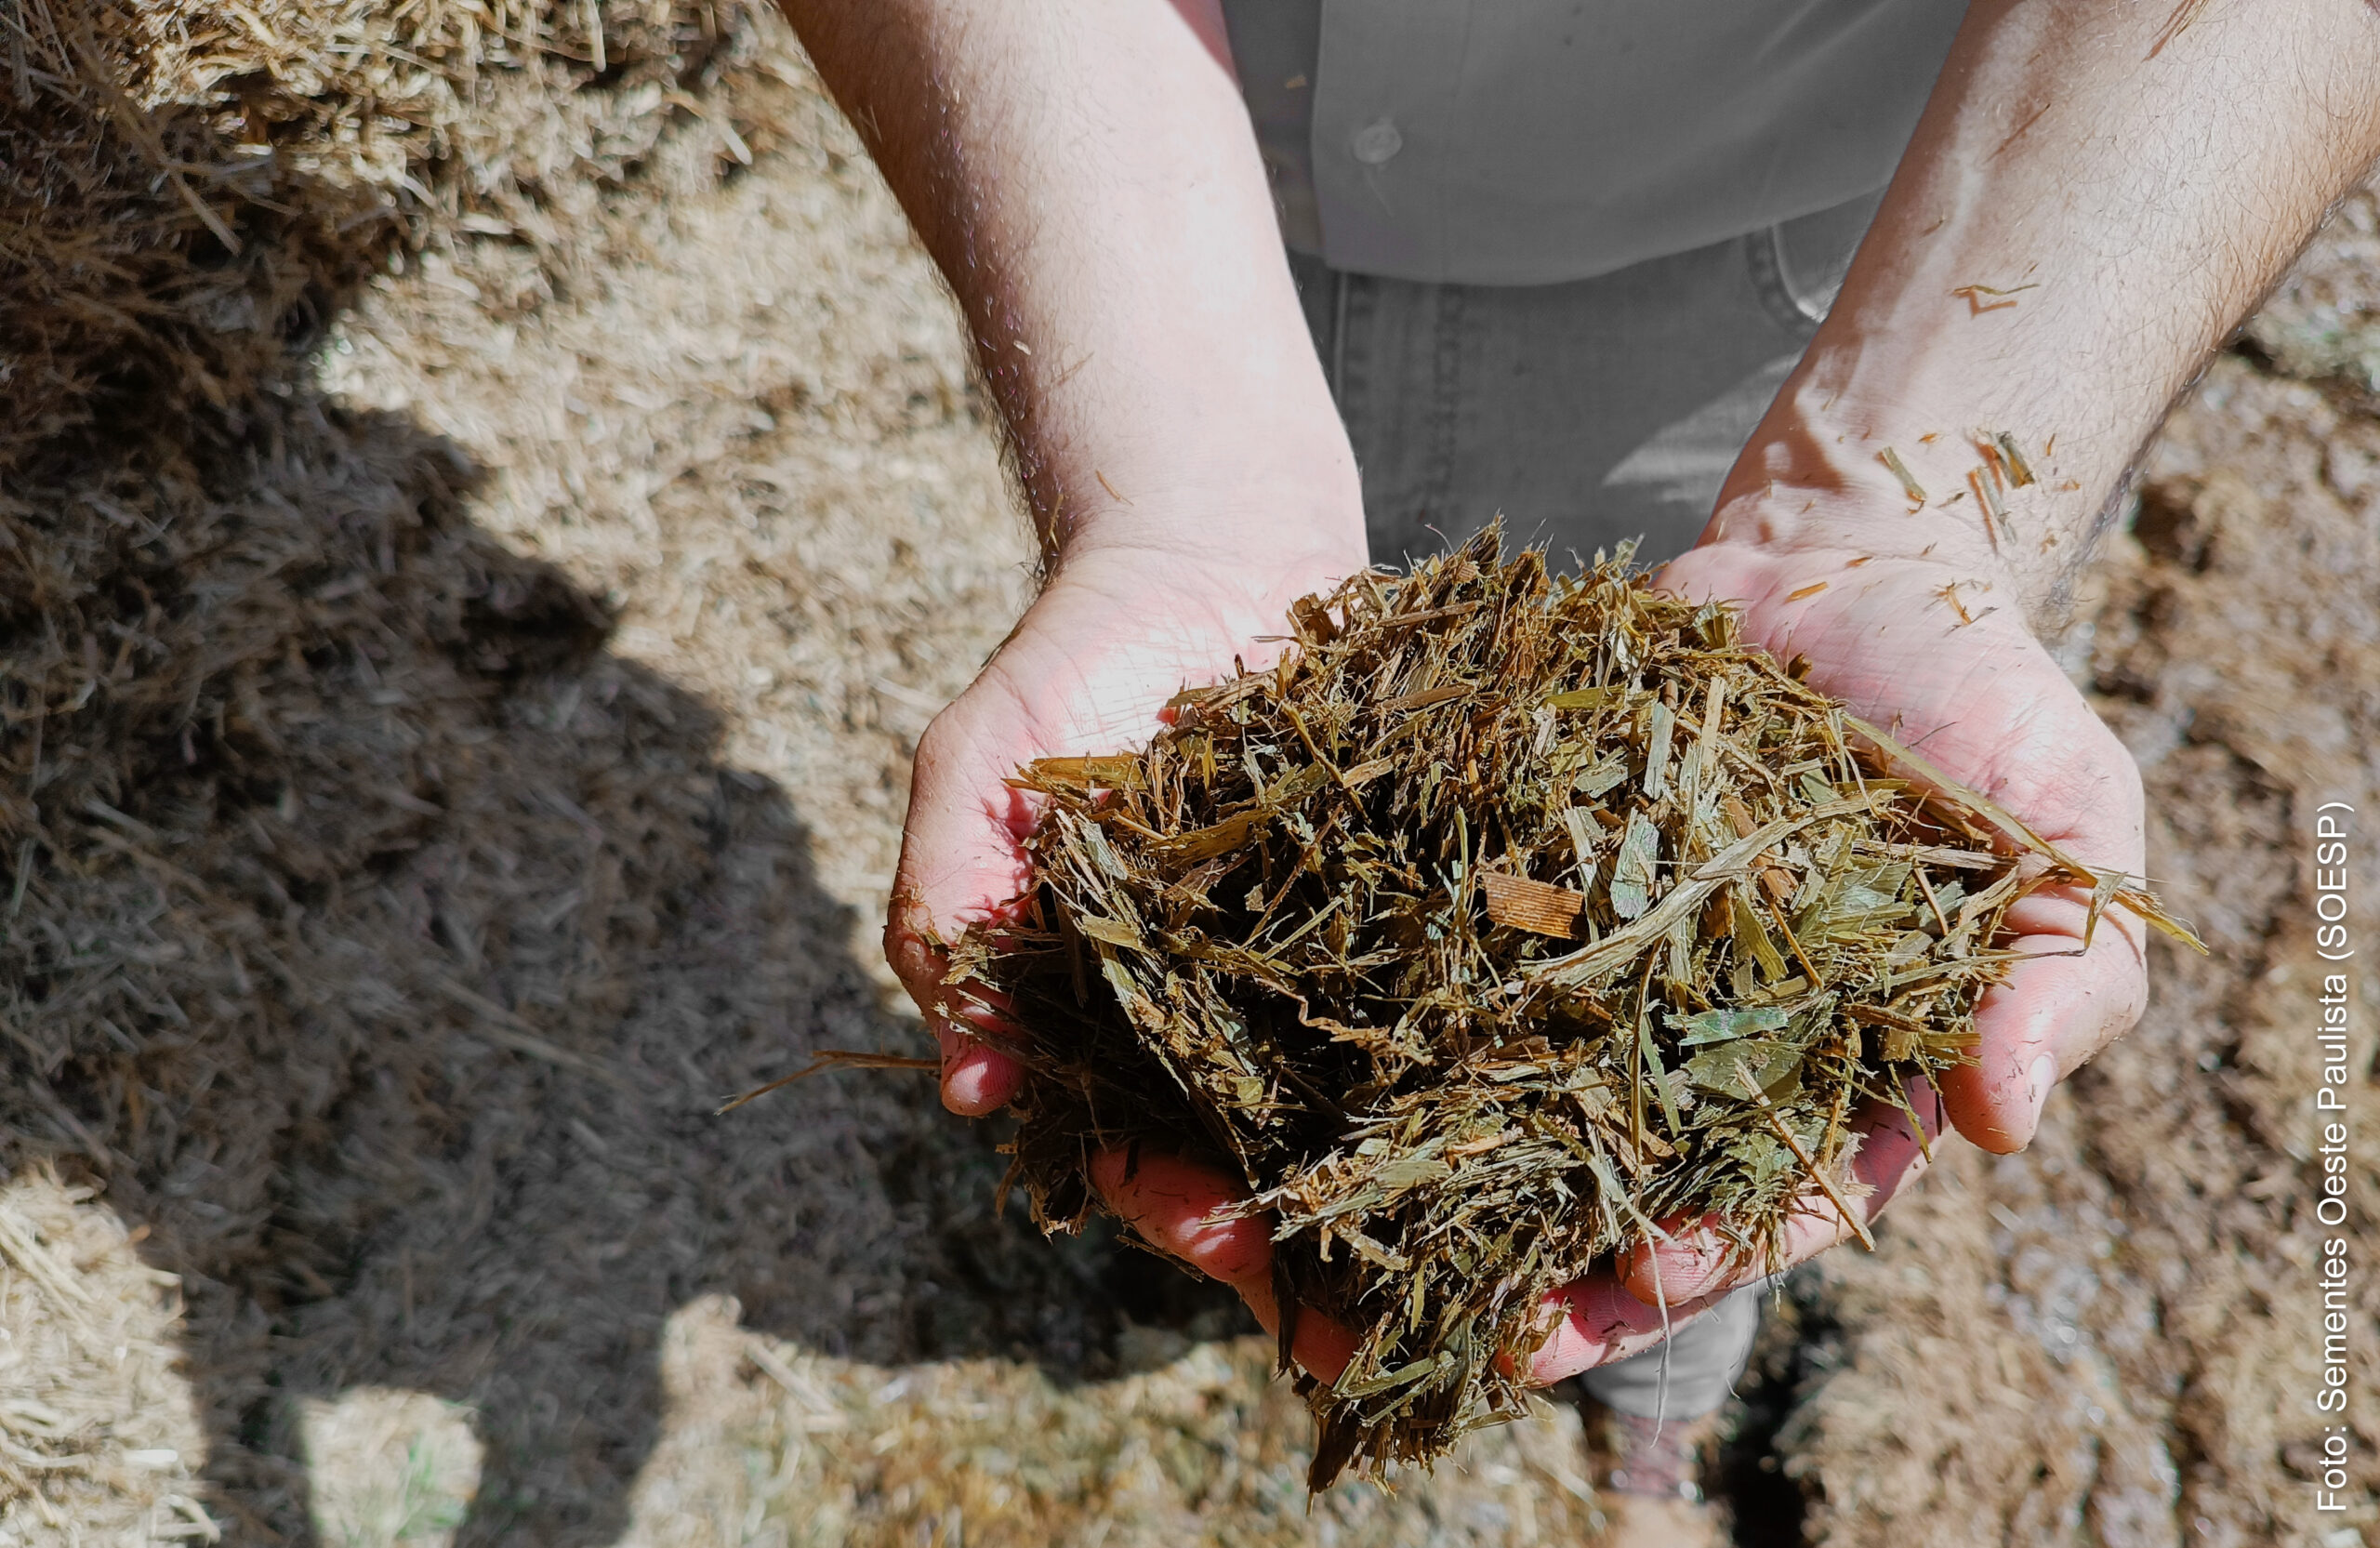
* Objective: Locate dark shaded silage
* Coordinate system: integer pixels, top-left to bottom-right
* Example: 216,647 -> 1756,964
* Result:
954,527 -> 2188,1488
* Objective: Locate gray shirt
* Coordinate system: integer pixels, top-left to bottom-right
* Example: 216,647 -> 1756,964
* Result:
1221,0 -> 1968,285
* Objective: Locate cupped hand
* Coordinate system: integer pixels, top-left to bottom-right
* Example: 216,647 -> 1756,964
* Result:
1593,534 -> 2150,1309
888,533 -> 1361,1112
888,528 -> 1395,1378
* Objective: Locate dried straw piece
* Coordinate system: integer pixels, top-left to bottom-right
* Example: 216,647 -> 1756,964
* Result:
955,527 -> 2195,1488
1878,446 -> 1928,506
0,0 -> 748,467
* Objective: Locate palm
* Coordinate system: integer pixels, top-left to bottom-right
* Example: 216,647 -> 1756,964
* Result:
887,543 -> 1374,1376
1662,542 -> 2149,1132
1665,547 -> 2141,872
888,547 -> 1354,1111
1543,541 -> 2151,1311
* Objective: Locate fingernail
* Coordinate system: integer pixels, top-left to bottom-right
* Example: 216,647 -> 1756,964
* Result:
2026,1054 -> 2056,1131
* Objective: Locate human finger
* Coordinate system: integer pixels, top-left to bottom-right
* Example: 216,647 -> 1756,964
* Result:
1937,913 -> 2147,1153
1524,1277 -> 1733,1383
1613,1077 -> 1947,1305
1089,1148 -> 1359,1381
885,698 -> 1038,1115
930,1012 -> 1026,1116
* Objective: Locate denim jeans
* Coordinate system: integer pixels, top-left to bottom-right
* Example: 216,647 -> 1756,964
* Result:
1286,196 -> 1877,1417
1290,190 -> 1880,575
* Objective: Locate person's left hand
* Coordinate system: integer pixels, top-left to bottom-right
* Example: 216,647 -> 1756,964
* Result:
1574,527 -> 2149,1326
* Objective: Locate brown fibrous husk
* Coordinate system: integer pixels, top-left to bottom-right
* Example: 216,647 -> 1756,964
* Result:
956,526 -> 2192,1488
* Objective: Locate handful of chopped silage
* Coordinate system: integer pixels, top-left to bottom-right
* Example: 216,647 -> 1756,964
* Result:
950,525 -> 2194,1488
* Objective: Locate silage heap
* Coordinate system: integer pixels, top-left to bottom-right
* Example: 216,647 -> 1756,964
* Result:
954,528 -> 2193,1488
0,0 -> 746,466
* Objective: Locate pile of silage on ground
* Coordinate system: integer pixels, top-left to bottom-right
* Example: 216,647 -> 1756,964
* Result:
0,3 -> 805,1530
0,0 -> 754,464
960,527 -> 2191,1488
0,0 -> 781,1194
0,0 -> 783,1127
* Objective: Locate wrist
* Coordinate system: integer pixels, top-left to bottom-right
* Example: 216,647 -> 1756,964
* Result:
1037,437 -> 1368,591
1038,505 -> 1360,628
1699,373 -> 2091,626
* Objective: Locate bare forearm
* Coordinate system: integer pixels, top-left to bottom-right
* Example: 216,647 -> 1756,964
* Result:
1711,0 -> 2380,615
778,0 -> 1362,575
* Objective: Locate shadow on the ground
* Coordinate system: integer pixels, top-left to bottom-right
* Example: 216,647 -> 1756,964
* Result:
2,394 -> 1248,1546
1708,1269 -> 1832,1548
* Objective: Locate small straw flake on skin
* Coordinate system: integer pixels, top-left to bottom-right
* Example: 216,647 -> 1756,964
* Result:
1991,430 -> 2039,487
1976,435 -> 2010,487
1950,282 -> 2040,315
1878,446 -> 1928,508
1966,469 -> 2008,548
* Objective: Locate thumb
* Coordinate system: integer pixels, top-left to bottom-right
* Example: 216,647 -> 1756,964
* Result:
886,694 -> 1036,1116
1937,887 -> 2147,1152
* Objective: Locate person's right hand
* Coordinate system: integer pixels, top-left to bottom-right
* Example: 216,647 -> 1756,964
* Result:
796,0 -> 1395,1386
885,527 -> 1369,1376
887,531 -> 1361,1114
